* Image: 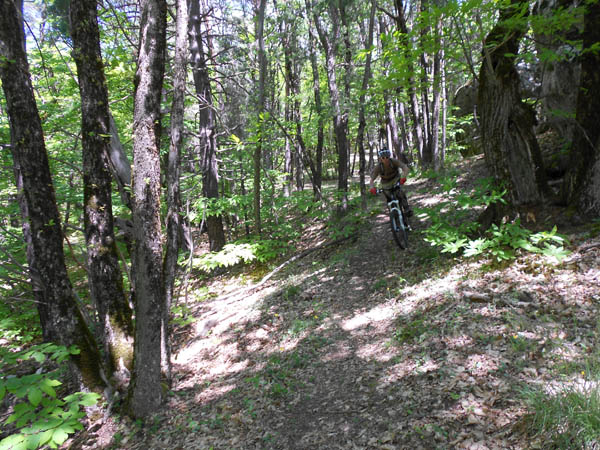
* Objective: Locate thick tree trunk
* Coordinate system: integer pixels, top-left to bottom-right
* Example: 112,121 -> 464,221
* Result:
69,0 -> 134,379
0,0 -> 105,392
561,0 -> 600,215
127,0 -> 167,418
189,0 -> 226,250
478,0 -> 549,206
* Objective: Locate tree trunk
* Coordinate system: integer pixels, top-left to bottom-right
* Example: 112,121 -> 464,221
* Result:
393,0 -> 425,166
561,0 -> 600,215
253,0 -> 267,234
314,2 -> 349,212
478,0 -> 549,206
69,0 -> 134,379
163,0 -> 189,386
306,3 -> 324,200
357,0 -> 376,207
127,0 -> 167,418
189,0 -> 226,251
0,0 -> 105,392
431,12 -> 443,170
283,30 -> 293,197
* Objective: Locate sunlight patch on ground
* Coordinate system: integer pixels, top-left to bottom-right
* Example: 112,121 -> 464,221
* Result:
340,302 -> 397,331
418,193 -> 447,207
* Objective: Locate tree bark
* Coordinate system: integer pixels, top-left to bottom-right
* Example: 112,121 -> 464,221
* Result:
306,2 -> 324,200
189,0 -> 226,250
253,0 -> 267,234
393,0 -> 425,166
313,1 -> 349,212
561,0 -> 600,215
357,0 -> 376,207
69,0 -> 134,379
162,0 -> 189,386
127,0 -> 167,418
0,0 -> 105,392
478,0 -> 550,206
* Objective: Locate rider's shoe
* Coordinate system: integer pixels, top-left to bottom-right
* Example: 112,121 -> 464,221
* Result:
406,208 -> 414,217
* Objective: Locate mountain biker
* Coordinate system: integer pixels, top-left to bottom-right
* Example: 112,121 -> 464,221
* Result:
369,147 -> 413,217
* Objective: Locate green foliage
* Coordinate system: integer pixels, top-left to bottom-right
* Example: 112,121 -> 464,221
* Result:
0,345 -> 100,450
193,239 -> 288,272
421,176 -> 570,262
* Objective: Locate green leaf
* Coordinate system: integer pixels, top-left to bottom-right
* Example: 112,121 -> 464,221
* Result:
0,381 -> 5,400
77,392 -> 100,407
39,379 -> 59,398
0,433 -> 27,450
51,428 -> 69,446
27,387 -> 42,407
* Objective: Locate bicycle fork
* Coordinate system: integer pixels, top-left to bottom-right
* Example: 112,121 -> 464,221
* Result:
388,199 -> 406,232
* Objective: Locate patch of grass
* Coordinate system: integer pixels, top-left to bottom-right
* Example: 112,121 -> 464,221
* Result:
394,318 -> 428,344
287,318 -> 311,337
523,382 -> 600,449
508,334 -> 535,353
283,284 -> 301,301
373,278 -> 387,291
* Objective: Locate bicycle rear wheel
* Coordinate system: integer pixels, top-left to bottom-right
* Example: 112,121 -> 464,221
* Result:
390,209 -> 408,249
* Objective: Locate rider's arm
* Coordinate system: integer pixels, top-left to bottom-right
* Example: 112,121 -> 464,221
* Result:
392,159 -> 409,178
369,165 -> 380,189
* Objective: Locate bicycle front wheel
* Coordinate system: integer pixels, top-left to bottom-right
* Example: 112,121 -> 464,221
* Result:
390,209 -> 408,249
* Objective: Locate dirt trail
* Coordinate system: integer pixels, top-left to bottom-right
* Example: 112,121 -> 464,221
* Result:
83,156 -> 600,450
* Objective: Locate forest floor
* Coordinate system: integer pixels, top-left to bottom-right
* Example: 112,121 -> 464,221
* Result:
78,155 -> 600,449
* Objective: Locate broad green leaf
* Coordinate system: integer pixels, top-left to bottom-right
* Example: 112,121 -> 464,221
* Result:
51,428 -> 69,446
27,388 -> 42,407
77,392 -> 100,407
39,379 -> 59,398
0,433 -> 27,450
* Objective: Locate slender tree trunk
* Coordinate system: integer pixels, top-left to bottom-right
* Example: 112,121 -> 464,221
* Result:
127,0 -> 167,418
357,0 -> 376,207
163,0 -> 189,386
253,0 -> 267,234
69,0 -> 134,379
306,4 -> 323,200
393,0 -> 424,166
314,2 -> 349,212
478,0 -> 549,207
283,32 -> 293,197
189,0 -> 225,250
431,11 -> 443,170
0,0 -> 105,392
561,0 -> 600,215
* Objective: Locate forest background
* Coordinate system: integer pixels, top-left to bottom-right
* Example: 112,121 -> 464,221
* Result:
1,0 -> 599,448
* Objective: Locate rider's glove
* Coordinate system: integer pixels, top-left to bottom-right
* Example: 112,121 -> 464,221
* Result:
400,177 -> 407,185
369,187 -> 377,195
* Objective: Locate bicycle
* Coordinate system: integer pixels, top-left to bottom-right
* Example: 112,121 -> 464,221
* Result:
377,182 -> 410,249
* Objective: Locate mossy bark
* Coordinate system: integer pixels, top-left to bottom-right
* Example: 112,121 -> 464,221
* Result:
69,0 -> 135,377
0,0 -> 106,393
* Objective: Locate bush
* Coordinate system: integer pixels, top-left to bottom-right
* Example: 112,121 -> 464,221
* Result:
0,344 -> 100,450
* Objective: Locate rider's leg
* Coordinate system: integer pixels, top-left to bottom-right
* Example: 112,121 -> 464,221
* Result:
398,189 -> 413,217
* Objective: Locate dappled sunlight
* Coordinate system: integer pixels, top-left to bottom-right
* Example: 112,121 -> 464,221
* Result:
341,301 -> 399,332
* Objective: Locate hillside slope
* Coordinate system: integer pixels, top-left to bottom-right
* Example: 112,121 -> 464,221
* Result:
79,156 -> 600,450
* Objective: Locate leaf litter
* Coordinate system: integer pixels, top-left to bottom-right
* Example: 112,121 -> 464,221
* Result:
72,157 -> 600,449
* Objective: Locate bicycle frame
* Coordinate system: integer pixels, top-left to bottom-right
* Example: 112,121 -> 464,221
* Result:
376,188 -> 407,231
387,197 -> 406,232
